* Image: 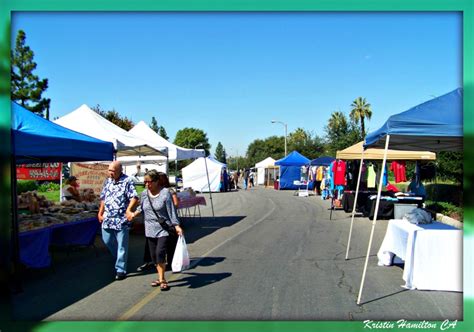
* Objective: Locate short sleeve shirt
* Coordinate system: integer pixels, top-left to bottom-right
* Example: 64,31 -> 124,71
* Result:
100,174 -> 138,230
139,188 -> 180,238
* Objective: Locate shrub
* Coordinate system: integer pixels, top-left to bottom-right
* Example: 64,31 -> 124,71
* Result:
425,201 -> 463,221
17,180 -> 38,193
37,182 -> 60,192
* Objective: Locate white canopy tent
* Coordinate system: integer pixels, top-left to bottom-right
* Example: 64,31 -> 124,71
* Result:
54,104 -> 168,158
255,157 -> 276,185
128,121 -> 205,162
182,156 -> 226,193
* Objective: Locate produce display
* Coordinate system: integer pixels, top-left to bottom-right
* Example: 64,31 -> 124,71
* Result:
18,191 -> 99,232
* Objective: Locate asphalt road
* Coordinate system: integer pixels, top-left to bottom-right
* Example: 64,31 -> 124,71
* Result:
12,186 -> 462,321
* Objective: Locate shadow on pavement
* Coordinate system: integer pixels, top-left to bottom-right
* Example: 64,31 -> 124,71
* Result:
358,288 -> 409,306
11,233 -> 150,321
168,271 -> 232,289
181,216 -> 245,244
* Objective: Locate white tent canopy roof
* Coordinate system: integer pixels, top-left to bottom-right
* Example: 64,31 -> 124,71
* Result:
255,157 -> 276,168
129,121 -> 205,162
54,104 -> 167,157
182,156 -> 226,192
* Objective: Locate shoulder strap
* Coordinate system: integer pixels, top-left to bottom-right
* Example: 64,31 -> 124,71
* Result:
146,191 -> 172,232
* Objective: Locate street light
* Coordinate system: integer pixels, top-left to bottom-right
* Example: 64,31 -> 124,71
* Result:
271,120 -> 288,156
195,144 -> 215,218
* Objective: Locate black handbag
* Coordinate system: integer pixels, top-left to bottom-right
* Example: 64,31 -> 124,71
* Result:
146,192 -> 177,236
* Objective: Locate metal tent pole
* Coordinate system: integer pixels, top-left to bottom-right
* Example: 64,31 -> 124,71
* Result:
345,149 -> 365,260
203,157 -> 215,217
357,135 -> 390,305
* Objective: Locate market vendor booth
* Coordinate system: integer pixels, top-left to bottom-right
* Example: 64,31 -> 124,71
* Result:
11,102 -> 115,277
353,88 -> 463,304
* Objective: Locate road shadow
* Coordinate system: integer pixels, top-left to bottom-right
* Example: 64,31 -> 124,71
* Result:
11,233 -> 152,321
168,271 -> 232,289
181,216 -> 245,244
357,288 -> 409,306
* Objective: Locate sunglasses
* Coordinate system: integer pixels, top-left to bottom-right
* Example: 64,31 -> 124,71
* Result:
144,180 -> 155,184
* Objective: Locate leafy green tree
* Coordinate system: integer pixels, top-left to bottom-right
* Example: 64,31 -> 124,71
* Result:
436,151 -> 463,184
246,136 -> 285,166
150,117 -> 159,133
91,104 -> 134,131
350,97 -> 372,138
215,142 -> 227,163
324,111 -> 361,155
287,128 -> 325,160
158,126 -> 169,140
174,127 -> 211,155
11,30 -> 50,118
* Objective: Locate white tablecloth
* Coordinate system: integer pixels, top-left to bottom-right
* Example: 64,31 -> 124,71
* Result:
377,219 -> 462,292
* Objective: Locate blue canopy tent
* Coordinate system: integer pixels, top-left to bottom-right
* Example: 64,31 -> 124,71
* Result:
353,88 -> 463,305
364,88 -> 463,152
12,101 -> 115,163
275,151 -> 311,190
310,156 -> 335,167
10,102 -> 114,290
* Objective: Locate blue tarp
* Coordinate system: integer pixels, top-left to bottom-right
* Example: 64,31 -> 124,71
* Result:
364,88 -> 463,152
275,151 -> 310,189
12,102 -> 114,163
310,156 -> 335,167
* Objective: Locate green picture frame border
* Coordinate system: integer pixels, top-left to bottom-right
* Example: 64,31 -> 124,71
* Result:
0,1 -> 472,331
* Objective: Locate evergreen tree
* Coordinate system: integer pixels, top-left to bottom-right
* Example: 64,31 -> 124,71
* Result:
11,30 -> 50,118
158,126 -> 169,140
150,117 -> 159,133
215,142 -> 226,163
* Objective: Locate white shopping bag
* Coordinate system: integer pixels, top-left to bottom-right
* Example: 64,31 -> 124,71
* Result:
171,235 -> 190,272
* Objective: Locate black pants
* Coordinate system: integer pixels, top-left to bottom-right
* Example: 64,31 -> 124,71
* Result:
143,234 -> 178,268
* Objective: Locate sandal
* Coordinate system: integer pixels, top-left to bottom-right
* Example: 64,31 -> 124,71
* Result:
151,280 -> 160,287
159,280 -> 170,291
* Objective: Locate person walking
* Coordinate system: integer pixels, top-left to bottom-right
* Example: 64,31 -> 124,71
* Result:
98,161 -> 139,281
242,168 -> 250,190
137,173 -> 180,272
132,170 -> 183,290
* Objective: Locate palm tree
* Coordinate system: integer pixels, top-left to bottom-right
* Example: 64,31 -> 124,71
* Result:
327,111 -> 348,135
350,97 -> 372,138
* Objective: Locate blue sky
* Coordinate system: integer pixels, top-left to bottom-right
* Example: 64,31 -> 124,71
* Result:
12,12 -> 461,157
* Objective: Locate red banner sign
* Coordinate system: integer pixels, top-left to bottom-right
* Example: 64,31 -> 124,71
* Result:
16,163 -> 62,180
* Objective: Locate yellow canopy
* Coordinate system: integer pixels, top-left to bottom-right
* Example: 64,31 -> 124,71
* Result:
336,141 -> 436,160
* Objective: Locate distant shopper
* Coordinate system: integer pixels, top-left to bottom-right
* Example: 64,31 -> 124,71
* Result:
98,161 -> 139,281
249,169 -> 255,188
407,175 -> 426,198
233,171 -> 240,190
132,170 -> 183,290
62,176 -> 82,202
242,169 -> 250,190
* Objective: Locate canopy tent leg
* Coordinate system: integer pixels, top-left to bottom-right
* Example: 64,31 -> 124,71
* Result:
345,149 -> 365,260
203,157 -> 215,217
357,135 -> 390,305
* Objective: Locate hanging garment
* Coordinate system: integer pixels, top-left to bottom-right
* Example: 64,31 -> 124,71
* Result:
332,160 -> 347,186
390,161 -> 407,183
316,166 -> 324,181
375,163 -> 388,187
367,164 -> 376,188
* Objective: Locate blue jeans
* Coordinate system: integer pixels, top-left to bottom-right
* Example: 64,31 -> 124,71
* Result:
102,226 -> 129,274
